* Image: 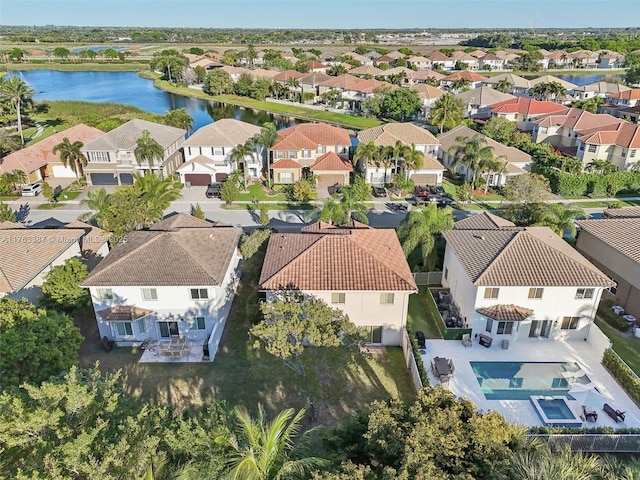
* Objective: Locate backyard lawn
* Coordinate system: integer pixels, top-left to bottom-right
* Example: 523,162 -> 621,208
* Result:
595,318 -> 640,377
407,287 -> 443,339
76,246 -> 415,425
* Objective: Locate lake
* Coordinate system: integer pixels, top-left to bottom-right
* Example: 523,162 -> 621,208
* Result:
11,70 -> 296,132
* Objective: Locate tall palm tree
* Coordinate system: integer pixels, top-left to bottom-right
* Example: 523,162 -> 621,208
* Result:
0,170 -> 26,193
451,77 -> 471,93
352,141 -> 378,170
79,187 -> 111,225
52,137 -> 87,183
229,140 -> 255,191
494,79 -> 514,94
162,108 -> 194,133
386,140 -> 407,180
402,143 -> 425,178
252,123 -> 279,184
586,159 -> 617,174
449,134 -> 496,188
397,202 -> 454,268
285,77 -> 301,101
132,171 -> 183,220
3,76 -> 35,144
223,405 -> 324,480
478,156 -> 506,193
429,93 -> 464,134
534,203 -> 586,237
134,130 -> 165,174
548,81 -> 567,103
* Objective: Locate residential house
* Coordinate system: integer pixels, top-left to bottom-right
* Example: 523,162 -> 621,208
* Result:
604,89 -> 640,109
567,50 -> 599,69
249,68 -> 279,81
429,51 -> 456,70
349,65 -> 384,77
478,53 -> 507,71
528,75 -> 578,94
269,123 -> 351,185
441,220 -> 614,347
438,125 -> 533,187
410,84 -> 446,115
357,123 -> 443,185
178,119 -> 263,184
298,72 -> 332,101
305,61 -> 329,73
576,122 -> 640,170
598,53 -> 625,69
576,216 -> 640,317
309,152 -> 353,187
342,52 -> 373,66
407,69 -> 446,85
454,87 -> 516,118
382,66 -> 415,86
258,221 -> 418,346
189,56 -> 223,71
220,66 -> 251,82
544,50 -> 570,69
488,97 -> 569,131
483,73 -> 531,96
407,55 -> 431,70
82,119 -> 185,185
343,78 -> 396,110
272,69 -> 305,85
0,124 -> 104,183
81,213 -> 242,360
450,51 -> 480,70
572,82 -> 630,101
441,71 -> 489,90
0,221 -> 109,303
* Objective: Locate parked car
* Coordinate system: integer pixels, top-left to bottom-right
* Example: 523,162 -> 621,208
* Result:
430,185 -> 445,196
21,183 -> 42,197
205,183 -> 222,198
414,185 -> 430,198
371,186 -> 386,198
430,195 -> 454,208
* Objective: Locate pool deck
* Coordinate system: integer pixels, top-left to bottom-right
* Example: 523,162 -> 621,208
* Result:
421,336 -> 640,428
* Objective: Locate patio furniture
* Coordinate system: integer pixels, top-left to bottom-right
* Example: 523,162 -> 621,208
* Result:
433,357 -> 453,376
462,333 -> 472,348
479,334 -> 492,348
582,405 -> 598,422
603,403 -> 625,422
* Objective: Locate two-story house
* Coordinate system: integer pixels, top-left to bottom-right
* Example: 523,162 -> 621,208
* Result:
177,119 -> 262,185
269,123 -> 351,186
441,214 -> 614,348
576,122 -> 640,170
454,87 -> 516,118
483,73 -> 531,97
82,119 -> 186,185
488,97 -> 569,132
81,214 -> 242,361
440,71 -> 489,90
357,123 -> 444,185
572,82 -> 630,101
258,221 -> 418,346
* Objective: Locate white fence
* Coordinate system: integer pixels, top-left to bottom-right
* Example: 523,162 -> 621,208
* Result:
401,329 -> 424,391
527,434 -> 640,453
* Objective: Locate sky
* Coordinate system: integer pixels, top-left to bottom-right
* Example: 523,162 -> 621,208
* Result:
1,0 -> 640,29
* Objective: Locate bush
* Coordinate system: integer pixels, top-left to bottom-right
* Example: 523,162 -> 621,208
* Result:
534,165 -> 640,197
220,177 -> 240,204
257,203 -> 270,225
603,349 -> 640,406
40,258 -> 90,312
291,179 -> 314,202
239,228 -> 272,259
406,330 -> 430,388
598,299 -> 630,332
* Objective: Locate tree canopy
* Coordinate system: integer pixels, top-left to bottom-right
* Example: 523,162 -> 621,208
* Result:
40,257 -> 90,312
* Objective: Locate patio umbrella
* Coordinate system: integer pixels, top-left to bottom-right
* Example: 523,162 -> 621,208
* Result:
568,384 -> 610,410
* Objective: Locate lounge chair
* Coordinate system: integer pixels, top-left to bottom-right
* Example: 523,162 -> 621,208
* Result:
462,333 -> 472,348
603,403 -> 625,422
582,405 -> 598,422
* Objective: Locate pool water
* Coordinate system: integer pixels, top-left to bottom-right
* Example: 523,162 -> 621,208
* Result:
537,398 -> 575,419
471,361 -> 591,400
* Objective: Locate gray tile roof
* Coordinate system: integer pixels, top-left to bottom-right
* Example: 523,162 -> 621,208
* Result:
576,218 -> 640,263
455,87 -> 516,107
453,212 -> 517,230
443,227 -> 614,287
357,123 -> 439,147
603,207 -> 640,219
183,118 -> 262,147
83,119 -> 185,152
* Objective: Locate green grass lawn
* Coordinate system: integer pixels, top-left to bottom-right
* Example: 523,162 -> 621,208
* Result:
76,247 -> 416,424
407,287 -> 444,339
236,183 -> 288,202
0,195 -> 20,202
595,318 -> 640,376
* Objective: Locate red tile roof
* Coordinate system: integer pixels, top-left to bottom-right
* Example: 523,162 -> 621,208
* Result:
272,123 -> 351,151
310,152 -> 352,171
270,159 -> 302,169
608,89 -> 640,100
305,61 -> 326,69
318,74 -> 364,90
490,97 -> 569,116
442,71 -> 489,83
273,70 -> 305,82
533,108 -> 624,132
578,123 -> 640,148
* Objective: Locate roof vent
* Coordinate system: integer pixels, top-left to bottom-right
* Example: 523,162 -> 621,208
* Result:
474,234 -> 485,240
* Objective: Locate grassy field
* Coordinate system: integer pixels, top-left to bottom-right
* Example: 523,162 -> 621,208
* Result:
76,246 -> 415,423
595,319 -> 640,376
407,287 -> 444,339
0,62 -> 148,71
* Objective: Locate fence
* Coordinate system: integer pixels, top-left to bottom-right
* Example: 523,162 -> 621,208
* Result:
401,329 -> 424,392
527,434 -> 640,453
413,272 -> 443,286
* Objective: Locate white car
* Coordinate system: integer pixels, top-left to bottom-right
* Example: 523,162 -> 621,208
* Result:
21,183 -> 43,196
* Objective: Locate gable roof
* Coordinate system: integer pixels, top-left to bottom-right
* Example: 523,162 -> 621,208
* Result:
576,218 -> 640,263
259,224 -> 417,292
489,97 -> 569,116
578,122 -> 640,148
65,220 -> 111,255
0,124 -> 104,174
184,119 -> 262,147
0,228 -> 85,293
442,71 -> 489,83
81,222 -> 242,287
318,74 -> 364,90
533,108 -> 624,132
483,73 -> 531,89
455,87 -> 516,107
442,227 -> 613,287
299,72 -> 332,85
603,206 -> 640,219
454,211 -> 517,230
574,82 -> 630,94
349,65 -> 384,76
358,122 -> 439,147
607,89 -> 640,101
270,158 -> 302,169
305,61 -> 326,70
410,84 -> 446,100
407,69 -> 445,81
477,304 -> 533,322
272,123 -> 351,151
272,70 -> 305,82
309,152 -> 352,171
528,75 -> 578,90
147,213 -> 214,230
82,119 -> 185,152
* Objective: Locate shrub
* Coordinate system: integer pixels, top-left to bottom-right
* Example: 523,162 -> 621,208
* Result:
598,299 -> 630,332
220,177 -> 240,204
291,179 -> 314,202
603,349 -> 640,406
406,330 -> 430,388
257,203 -> 270,225
239,228 -> 272,259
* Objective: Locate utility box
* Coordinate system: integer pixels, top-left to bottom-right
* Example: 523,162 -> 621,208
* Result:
502,339 -> 510,350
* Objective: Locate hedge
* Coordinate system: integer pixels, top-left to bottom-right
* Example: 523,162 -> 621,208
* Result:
598,300 -> 631,332
533,165 -> 640,197
602,348 -> 640,406
408,330 -> 431,388
529,425 -> 640,434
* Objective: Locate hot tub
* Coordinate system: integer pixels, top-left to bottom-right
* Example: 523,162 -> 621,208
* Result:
530,396 -> 583,427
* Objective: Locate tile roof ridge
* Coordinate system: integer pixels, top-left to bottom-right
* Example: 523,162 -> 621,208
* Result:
166,230 -> 223,283
473,229 -> 520,284
259,234 -> 325,287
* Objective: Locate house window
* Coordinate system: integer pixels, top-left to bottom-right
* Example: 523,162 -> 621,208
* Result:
486,318 -> 493,333
88,151 -> 110,163
528,288 -> 544,299
317,145 -> 325,154
561,316 -> 580,330
114,322 -> 133,336
363,325 -> 383,344
588,144 -> 597,153
630,150 -> 636,158
497,321 -> 514,335
331,292 -> 346,304
288,151 -> 297,159
135,318 -> 147,334
279,172 -> 293,184
213,147 -> 223,156
276,151 -> 285,159
540,127 -> 548,134
97,288 -> 113,300
190,288 -> 209,300
141,288 -> 157,301
575,288 -> 594,299
484,287 -> 500,299
188,316 -> 206,330
380,293 -> 395,305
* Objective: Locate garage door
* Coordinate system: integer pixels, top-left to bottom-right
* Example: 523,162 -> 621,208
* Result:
411,173 -> 437,186
90,173 -> 119,186
120,173 -> 134,185
317,174 -> 346,188
51,165 -> 76,178
185,173 -> 211,186
215,173 -> 228,182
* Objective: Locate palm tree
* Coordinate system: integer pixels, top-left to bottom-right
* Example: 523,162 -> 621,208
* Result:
534,203 -> 586,237
352,141 -> 379,172
162,108 -> 194,133
3,76 -> 35,144
252,123 -> 278,185
52,137 -> 87,183
223,405 -> 324,480
386,140 -> 407,181
547,81 -> 567,102
0,128 -> 20,156
397,202 -> 454,268
132,172 -> 183,223
449,134 -> 496,188
494,79 -> 514,94
0,170 -> 26,193
79,187 -> 111,225
478,156 -> 506,193
402,143 -> 425,178
586,159 -> 617,174
134,130 -> 164,174
451,77 -> 471,93
285,77 -> 301,101
311,189 -> 369,226
229,140 -> 255,191
429,94 -> 464,134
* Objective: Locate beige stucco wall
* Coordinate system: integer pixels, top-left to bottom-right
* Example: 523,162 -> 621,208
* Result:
271,168 -> 301,184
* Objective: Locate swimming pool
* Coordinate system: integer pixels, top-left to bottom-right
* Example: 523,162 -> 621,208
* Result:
471,361 -> 591,400
530,396 -> 583,427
